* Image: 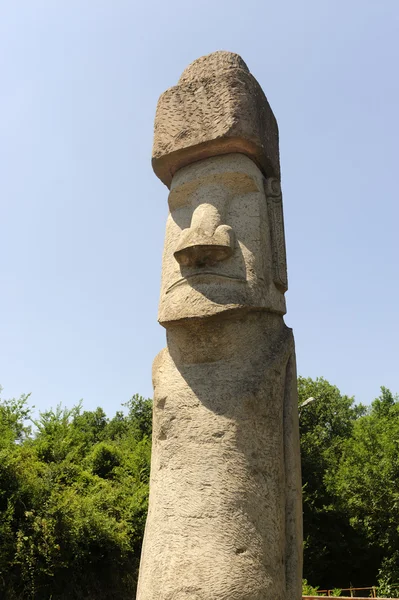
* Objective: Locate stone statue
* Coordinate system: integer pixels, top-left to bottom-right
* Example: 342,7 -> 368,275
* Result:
136,51 -> 302,600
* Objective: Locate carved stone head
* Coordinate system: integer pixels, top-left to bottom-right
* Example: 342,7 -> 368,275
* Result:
158,153 -> 287,324
152,51 -> 288,326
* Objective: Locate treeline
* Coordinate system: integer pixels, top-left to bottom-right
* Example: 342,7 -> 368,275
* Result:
0,378 -> 398,599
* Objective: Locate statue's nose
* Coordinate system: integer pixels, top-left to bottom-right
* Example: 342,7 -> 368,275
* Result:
174,203 -> 235,268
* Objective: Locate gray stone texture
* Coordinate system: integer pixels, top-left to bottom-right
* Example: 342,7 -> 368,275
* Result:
152,51 -> 280,188
136,51 -> 302,600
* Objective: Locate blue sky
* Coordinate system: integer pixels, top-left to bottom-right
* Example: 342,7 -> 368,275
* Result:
1,0 -> 398,416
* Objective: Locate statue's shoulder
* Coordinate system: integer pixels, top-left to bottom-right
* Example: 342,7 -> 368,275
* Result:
152,347 -> 169,389
282,323 -> 295,349
271,321 -> 295,359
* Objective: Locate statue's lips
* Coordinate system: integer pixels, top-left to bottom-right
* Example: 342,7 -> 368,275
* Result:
166,272 -> 246,294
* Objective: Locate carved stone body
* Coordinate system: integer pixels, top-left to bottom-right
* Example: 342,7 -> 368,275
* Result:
137,314 -> 301,600
136,52 -> 302,600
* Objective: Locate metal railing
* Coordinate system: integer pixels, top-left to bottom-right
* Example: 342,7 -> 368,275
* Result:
317,587 -> 378,597
305,585 -> 399,597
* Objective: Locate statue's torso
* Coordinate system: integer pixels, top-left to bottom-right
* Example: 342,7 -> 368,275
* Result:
137,324 -> 294,600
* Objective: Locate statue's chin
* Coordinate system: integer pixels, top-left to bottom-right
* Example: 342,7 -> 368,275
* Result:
158,278 -> 286,326
159,278 -> 250,324
159,303 -> 246,327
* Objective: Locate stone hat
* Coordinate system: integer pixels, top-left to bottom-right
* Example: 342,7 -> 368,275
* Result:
152,51 -> 280,188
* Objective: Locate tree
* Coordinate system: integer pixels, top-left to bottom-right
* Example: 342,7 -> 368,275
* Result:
299,376 -> 369,588
2,381 -> 399,597
331,388 -> 399,591
0,389 -> 152,600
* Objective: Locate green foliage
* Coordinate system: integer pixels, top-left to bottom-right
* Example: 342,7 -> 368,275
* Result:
330,387 -> 399,589
301,381 -> 399,592
0,389 -> 152,599
0,386 -> 32,447
377,575 -> 399,598
123,393 -> 153,438
302,578 -> 324,595
299,376 -> 369,588
1,380 -> 399,597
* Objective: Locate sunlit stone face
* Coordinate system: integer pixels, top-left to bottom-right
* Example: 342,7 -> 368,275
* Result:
158,153 -> 286,325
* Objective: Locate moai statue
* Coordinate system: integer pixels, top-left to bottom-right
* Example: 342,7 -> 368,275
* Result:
136,51 -> 302,600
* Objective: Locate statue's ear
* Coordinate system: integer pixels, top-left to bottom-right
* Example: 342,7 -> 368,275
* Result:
264,178 -> 288,294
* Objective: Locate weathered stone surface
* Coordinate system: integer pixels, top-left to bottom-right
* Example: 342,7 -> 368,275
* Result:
136,52 -> 302,600
137,313 -> 302,600
152,51 -> 280,188
158,154 -> 287,324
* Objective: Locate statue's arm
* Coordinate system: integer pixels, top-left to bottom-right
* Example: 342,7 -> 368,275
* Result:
284,348 -> 303,599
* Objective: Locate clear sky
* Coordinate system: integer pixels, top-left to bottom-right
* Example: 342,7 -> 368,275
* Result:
1,0 -> 398,416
